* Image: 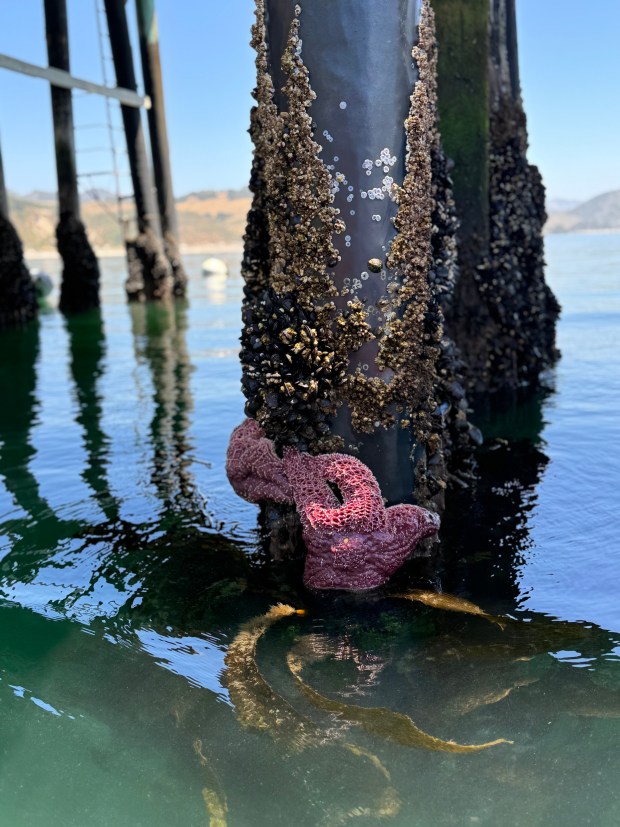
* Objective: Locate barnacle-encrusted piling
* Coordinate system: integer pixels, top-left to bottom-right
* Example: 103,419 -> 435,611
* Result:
435,0 -> 559,398
0,215 -> 37,330
56,215 -> 101,314
241,0 -> 466,512
0,143 -> 37,329
479,0 -> 560,392
45,0 -> 101,315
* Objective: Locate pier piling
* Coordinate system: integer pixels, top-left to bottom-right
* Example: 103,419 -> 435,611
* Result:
104,0 -> 172,301
44,0 -> 100,315
135,0 -> 187,297
0,139 -> 37,329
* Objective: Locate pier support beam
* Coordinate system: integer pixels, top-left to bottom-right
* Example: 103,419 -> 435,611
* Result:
44,0 -> 100,315
434,0 -> 559,398
239,0 -> 472,522
0,139 -> 37,329
104,0 -> 172,301
135,0 -> 186,297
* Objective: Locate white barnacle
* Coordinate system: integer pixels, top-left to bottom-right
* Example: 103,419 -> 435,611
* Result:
347,194 -> 354,202
339,101 -> 347,109
361,271 -> 369,280
362,159 -> 374,171
350,210 -> 355,215
361,191 -> 368,199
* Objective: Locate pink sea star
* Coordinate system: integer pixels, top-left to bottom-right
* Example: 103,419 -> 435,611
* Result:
226,419 -> 440,590
225,418 -> 293,504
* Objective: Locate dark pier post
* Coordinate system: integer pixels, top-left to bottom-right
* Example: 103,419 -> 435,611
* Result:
239,0 -> 474,520
0,137 -> 8,220
434,0 -> 559,397
0,137 -> 37,329
135,0 -> 187,297
104,0 -> 172,301
44,0 -> 100,315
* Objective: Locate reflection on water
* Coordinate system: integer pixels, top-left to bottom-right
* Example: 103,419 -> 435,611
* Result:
0,240 -> 619,825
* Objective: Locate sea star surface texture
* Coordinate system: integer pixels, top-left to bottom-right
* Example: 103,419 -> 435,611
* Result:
226,419 -> 440,590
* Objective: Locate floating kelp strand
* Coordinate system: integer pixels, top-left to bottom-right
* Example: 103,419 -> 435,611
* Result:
395,589 -> 507,630
222,603 -> 321,750
287,652 -> 511,753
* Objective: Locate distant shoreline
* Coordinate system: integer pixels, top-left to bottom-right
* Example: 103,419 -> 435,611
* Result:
24,242 -> 244,261
544,227 -> 620,237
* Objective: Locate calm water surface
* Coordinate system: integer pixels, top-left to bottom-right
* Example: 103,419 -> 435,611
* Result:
0,235 -> 618,826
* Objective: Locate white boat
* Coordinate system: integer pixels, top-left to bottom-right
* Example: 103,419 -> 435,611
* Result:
201,257 -> 228,277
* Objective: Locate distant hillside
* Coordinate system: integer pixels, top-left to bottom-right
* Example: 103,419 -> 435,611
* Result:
7,188 -> 252,252
10,186 -> 620,249
546,190 -> 620,234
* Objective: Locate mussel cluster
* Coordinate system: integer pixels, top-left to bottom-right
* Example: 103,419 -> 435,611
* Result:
56,214 -> 101,313
240,287 -> 346,453
475,101 -> 560,392
124,226 -> 172,303
419,143 -> 478,501
0,215 -> 38,329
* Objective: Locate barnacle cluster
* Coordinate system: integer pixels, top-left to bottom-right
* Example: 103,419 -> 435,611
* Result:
0,215 -> 37,329
475,99 -> 560,392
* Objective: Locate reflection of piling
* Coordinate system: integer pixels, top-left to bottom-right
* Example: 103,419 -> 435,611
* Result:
130,301 -> 198,510
104,0 -> 172,301
0,140 -> 37,329
66,309 -> 119,523
135,0 -> 187,297
44,0 -> 100,315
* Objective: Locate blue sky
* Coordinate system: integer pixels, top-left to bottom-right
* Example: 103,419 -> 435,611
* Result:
0,0 -> 618,203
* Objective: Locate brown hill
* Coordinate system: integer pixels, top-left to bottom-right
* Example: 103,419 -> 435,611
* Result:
7,189 -> 252,252
545,190 -> 620,234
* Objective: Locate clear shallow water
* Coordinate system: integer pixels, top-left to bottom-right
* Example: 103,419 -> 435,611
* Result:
0,237 -> 618,826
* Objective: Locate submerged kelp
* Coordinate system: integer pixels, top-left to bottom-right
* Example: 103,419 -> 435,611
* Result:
287,651 -> 511,753
222,604 -> 402,823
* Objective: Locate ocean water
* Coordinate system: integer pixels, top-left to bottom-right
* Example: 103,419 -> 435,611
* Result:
0,234 -> 618,826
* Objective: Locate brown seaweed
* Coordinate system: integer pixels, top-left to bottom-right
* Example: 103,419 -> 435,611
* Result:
222,605 -> 402,823
193,739 -> 228,827
395,589 -> 507,629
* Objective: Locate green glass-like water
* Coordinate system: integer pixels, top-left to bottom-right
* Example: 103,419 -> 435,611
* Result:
0,238 -> 619,826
